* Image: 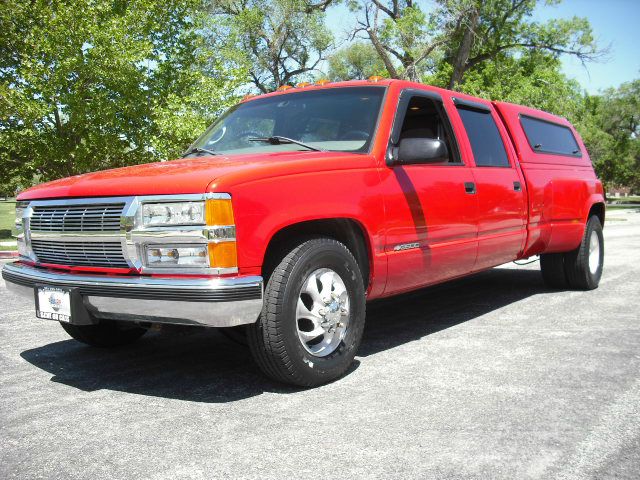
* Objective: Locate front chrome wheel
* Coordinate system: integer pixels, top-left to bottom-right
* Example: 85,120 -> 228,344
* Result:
247,237 -> 366,386
296,268 -> 350,357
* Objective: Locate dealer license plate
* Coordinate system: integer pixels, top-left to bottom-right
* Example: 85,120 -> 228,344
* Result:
36,287 -> 72,323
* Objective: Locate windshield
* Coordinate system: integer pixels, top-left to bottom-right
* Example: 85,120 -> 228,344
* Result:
188,86 -> 386,156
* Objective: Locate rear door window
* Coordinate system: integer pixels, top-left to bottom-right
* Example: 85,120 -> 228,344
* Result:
456,106 -> 510,167
520,115 -> 581,157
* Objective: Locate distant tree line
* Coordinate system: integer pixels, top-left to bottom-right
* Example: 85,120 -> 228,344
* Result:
0,0 -> 638,195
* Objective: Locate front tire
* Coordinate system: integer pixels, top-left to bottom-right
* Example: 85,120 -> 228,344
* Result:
60,320 -> 147,347
248,238 -> 366,387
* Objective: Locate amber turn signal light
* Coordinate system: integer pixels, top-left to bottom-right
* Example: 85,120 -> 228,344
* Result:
206,198 -> 234,226
208,241 -> 238,269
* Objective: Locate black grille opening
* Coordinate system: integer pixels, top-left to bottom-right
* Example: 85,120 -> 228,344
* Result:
31,240 -> 129,268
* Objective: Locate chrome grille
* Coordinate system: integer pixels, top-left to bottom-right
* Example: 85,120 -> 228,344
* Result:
31,240 -> 129,268
30,203 -> 125,232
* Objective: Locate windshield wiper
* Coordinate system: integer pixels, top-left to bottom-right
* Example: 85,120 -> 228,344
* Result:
248,136 -> 324,152
183,146 -> 218,157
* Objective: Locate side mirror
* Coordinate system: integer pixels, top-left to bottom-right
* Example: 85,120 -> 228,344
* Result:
394,138 -> 449,165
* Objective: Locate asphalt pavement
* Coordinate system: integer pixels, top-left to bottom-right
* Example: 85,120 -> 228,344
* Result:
1,210 -> 639,479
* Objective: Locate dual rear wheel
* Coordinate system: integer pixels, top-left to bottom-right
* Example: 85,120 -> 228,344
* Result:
540,215 -> 604,290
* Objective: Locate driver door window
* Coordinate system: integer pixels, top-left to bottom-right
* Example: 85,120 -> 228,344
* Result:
397,96 -> 460,164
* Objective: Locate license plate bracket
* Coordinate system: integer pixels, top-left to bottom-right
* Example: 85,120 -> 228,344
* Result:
34,286 -> 96,325
36,286 -> 71,322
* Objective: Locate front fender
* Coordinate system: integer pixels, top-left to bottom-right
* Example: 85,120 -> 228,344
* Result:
222,168 -> 387,294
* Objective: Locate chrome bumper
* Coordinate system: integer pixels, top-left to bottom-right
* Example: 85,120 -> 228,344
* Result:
2,262 -> 263,328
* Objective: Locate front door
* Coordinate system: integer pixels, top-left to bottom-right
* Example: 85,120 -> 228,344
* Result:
382,91 -> 478,295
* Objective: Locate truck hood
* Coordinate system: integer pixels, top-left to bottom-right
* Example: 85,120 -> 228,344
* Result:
17,151 -> 373,200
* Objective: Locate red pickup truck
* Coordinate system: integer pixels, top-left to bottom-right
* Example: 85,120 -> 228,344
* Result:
3,79 -> 605,386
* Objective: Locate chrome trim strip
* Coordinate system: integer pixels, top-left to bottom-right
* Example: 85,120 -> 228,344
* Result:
206,225 -> 236,242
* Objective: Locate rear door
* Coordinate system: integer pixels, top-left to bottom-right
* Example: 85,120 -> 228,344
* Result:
453,98 -> 527,270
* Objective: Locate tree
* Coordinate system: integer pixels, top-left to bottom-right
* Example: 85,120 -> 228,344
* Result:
428,49 -> 585,118
576,80 -> 640,191
350,0 -> 445,81
0,0 -> 246,185
441,0 -> 604,88
211,0 -> 335,92
327,42 -> 388,80
350,0 -> 603,87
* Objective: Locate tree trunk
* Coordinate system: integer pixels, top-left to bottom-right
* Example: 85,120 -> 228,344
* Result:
448,7 -> 479,89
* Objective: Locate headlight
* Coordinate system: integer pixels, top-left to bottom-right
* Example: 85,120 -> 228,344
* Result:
140,195 -> 238,272
146,245 -> 209,267
141,201 -> 204,227
14,202 -> 27,233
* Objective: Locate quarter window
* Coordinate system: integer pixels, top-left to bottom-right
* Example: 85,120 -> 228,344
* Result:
457,106 -> 510,167
520,115 -> 581,157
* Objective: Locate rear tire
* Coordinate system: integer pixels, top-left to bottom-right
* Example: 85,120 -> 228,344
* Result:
60,320 -> 147,347
564,215 -> 604,290
248,238 -> 366,387
540,253 -> 568,289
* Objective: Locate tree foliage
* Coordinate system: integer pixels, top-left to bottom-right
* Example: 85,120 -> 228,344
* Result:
327,42 -> 388,80
0,0 -> 246,187
211,0 -> 334,92
348,0 -> 603,87
575,81 -> 640,190
0,0 -> 637,193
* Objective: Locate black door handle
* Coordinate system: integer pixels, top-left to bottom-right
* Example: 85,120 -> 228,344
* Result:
513,181 -> 522,192
464,182 -> 476,194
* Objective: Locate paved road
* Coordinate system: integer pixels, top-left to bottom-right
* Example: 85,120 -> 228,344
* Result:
1,211 -> 639,480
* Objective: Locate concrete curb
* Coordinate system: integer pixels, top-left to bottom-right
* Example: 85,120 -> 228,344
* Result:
0,251 -> 18,259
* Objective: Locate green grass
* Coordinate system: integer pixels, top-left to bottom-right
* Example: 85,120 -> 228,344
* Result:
607,195 -> 640,204
0,199 -> 16,242
606,204 -> 640,210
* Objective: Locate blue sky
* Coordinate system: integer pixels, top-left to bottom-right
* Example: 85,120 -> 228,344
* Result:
324,0 -> 640,93
534,0 -> 639,92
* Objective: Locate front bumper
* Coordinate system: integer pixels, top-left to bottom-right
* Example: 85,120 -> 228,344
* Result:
2,262 -> 263,328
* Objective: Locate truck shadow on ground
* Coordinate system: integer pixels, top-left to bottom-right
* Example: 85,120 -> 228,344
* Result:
21,266 -> 547,403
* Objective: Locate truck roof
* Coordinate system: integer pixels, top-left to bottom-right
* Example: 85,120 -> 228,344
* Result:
241,79 -> 571,126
